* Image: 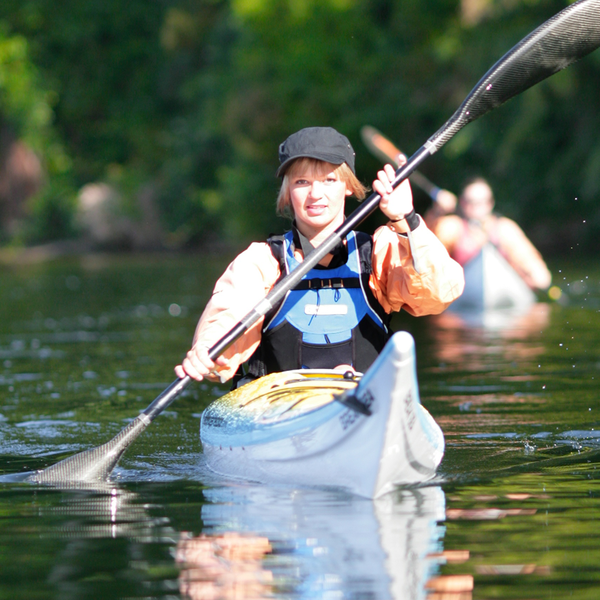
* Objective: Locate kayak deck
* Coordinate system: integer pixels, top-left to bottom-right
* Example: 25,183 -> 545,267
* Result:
206,371 -> 358,428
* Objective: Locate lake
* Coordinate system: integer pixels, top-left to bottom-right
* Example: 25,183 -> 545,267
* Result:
0,252 -> 599,599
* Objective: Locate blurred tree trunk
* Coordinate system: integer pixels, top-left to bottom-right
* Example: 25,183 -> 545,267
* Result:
0,117 -> 43,235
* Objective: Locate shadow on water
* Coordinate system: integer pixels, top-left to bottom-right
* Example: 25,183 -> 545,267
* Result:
1,255 -> 600,598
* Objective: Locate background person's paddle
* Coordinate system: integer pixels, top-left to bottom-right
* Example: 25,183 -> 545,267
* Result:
28,0 -> 600,484
360,125 -> 444,201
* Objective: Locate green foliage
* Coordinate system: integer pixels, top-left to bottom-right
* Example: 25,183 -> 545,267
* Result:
22,175 -> 77,243
1,0 -> 600,252
0,24 -> 74,242
0,28 -> 51,147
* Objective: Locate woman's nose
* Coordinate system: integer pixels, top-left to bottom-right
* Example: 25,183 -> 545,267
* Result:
309,181 -> 324,198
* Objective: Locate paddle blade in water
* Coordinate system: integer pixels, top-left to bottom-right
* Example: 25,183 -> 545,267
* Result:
427,0 -> 600,151
26,378 -> 189,484
27,416 -> 149,484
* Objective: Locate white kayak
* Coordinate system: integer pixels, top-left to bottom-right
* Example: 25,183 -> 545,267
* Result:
450,243 -> 536,312
200,331 -> 444,499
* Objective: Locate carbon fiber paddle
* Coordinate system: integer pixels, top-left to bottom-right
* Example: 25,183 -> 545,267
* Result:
29,0 -> 600,484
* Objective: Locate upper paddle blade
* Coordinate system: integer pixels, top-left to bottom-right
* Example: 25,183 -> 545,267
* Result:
428,0 -> 600,151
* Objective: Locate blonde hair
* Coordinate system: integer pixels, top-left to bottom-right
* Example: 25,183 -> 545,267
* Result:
276,158 -> 367,218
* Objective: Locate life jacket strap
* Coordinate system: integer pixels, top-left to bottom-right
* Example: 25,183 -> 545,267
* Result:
293,277 -> 360,290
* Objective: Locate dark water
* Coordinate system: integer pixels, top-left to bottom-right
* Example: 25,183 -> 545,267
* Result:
0,253 -> 599,599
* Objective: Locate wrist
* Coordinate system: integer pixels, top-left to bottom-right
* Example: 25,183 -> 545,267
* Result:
389,209 -> 420,232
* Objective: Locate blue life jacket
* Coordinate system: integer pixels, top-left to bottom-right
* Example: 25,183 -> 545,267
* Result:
246,229 -> 392,377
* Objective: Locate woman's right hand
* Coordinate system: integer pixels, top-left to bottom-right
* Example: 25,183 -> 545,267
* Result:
175,345 -> 230,382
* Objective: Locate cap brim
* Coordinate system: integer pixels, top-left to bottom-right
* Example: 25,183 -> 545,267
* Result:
276,153 -> 349,178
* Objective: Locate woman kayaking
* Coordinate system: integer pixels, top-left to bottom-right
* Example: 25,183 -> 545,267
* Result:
175,127 -> 464,384
425,177 -> 551,291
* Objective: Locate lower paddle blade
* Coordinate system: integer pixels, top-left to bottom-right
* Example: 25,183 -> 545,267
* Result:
27,416 -> 149,484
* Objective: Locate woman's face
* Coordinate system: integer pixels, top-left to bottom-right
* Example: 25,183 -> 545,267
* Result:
288,163 -> 352,240
459,181 -> 494,222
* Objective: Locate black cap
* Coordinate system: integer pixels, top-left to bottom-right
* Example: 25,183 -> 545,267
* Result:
276,127 -> 356,177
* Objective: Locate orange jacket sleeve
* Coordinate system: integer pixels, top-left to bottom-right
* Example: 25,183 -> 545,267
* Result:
371,218 -> 465,316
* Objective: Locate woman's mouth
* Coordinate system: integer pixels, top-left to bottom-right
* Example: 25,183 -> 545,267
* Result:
307,204 -> 327,216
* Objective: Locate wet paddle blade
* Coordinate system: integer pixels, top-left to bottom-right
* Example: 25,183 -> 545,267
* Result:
27,377 -> 190,484
28,416 -> 149,484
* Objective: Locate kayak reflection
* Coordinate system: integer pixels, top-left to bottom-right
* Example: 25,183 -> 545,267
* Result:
176,484 -> 459,600
441,299 -> 551,333
29,481 -> 473,600
429,301 -> 551,363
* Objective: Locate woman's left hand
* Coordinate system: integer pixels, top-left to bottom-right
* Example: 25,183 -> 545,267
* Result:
373,154 -> 414,226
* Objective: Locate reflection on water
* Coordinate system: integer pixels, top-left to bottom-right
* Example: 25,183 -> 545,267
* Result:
1,255 -> 600,598
427,302 -> 551,366
1,480 -> 460,600
444,300 -> 551,333
177,531 -> 274,600
194,485 -> 452,600
4,469 -> 600,599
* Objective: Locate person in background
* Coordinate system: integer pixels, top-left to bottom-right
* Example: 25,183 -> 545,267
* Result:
176,127 -> 464,384
424,177 -> 551,291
